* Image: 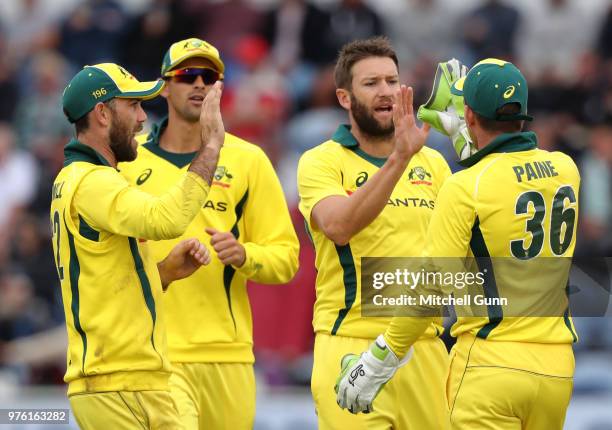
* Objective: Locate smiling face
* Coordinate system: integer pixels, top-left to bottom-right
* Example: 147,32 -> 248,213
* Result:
338,56 -> 399,139
162,57 -> 220,123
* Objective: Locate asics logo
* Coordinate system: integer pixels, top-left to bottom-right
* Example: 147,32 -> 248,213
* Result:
503,85 -> 515,99
349,365 -> 365,387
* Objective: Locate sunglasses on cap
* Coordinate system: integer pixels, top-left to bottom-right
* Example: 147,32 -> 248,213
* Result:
164,67 -> 224,85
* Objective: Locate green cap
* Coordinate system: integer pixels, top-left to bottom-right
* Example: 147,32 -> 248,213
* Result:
62,63 -> 165,123
161,38 -> 225,76
451,58 -> 533,121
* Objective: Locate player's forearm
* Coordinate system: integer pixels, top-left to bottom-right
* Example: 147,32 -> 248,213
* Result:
317,152 -> 411,245
383,316 -> 433,358
238,241 -> 300,283
188,140 -> 223,185
139,172 -> 210,239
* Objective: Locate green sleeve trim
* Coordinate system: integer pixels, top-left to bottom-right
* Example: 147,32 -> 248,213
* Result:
223,189 -> 250,331
127,237 -> 162,363
65,213 -> 88,374
563,283 -> 578,343
331,243 -> 357,335
78,215 -> 100,242
469,217 -> 503,339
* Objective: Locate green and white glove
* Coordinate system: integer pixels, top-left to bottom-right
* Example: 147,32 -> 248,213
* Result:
417,58 -> 476,160
334,335 -> 412,414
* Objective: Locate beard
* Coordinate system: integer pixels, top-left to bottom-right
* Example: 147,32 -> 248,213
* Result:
350,93 -> 394,139
109,111 -> 139,162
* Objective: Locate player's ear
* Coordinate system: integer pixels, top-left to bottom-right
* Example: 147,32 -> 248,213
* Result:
336,88 -> 351,111
91,102 -> 112,128
161,81 -> 170,98
465,105 -> 476,129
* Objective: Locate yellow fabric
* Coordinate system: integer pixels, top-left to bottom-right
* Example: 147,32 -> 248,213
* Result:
297,137 -> 452,339
169,362 -> 255,430
385,145 -> 581,357
447,335 -> 574,430
119,130 -> 299,363
51,141 -> 210,395
312,333 -> 449,430
92,63 -> 164,98
70,390 -> 183,430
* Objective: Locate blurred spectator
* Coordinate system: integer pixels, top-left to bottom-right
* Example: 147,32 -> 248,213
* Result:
4,0 -> 59,63
324,0 -> 384,61
58,0 -> 126,68
460,0 -> 521,64
0,28 -> 18,123
9,215 -> 60,321
596,5 -> 612,61
119,0 -> 196,79
184,0 -> 263,59
578,121 -> 612,256
518,0 -> 600,82
385,0 -> 457,68
0,272 -> 50,342
13,50 -> 71,152
0,124 -> 39,265
261,0 -> 333,70
222,35 -> 289,164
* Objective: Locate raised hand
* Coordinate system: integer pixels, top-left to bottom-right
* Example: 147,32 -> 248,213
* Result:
200,81 -> 225,150
392,85 -> 430,161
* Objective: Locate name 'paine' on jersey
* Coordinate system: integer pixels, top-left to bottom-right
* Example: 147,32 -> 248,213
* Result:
424,131 -> 581,344
119,119 -> 299,364
297,125 -> 452,340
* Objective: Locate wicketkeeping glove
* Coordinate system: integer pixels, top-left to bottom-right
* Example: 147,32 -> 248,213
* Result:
417,58 -> 476,160
334,335 -> 412,414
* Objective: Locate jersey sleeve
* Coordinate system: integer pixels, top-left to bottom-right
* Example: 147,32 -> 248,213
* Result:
384,175 -> 477,357
297,147 -> 347,230
235,148 -> 300,283
74,168 -> 210,240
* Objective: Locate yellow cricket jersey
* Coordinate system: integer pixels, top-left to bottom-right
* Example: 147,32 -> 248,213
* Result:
385,131 -> 581,354
119,119 -> 299,364
297,125 -> 452,339
50,139 -> 210,395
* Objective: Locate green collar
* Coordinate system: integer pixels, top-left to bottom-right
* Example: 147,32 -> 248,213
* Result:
332,124 -> 387,168
142,117 -> 198,168
63,139 -> 112,167
459,131 -> 538,168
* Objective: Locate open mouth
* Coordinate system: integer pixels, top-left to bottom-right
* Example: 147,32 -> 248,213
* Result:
189,95 -> 204,102
374,105 -> 392,113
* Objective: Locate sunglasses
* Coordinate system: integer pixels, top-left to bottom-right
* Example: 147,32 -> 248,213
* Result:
164,67 -> 223,85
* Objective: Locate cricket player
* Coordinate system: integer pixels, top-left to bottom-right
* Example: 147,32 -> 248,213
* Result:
52,63 -> 224,429
297,37 -> 452,429
119,38 -> 299,429
336,59 -> 580,430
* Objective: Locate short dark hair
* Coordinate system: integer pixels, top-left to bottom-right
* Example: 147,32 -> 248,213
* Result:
474,103 -> 524,133
334,36 -> 399,90
67,99 -> 117,136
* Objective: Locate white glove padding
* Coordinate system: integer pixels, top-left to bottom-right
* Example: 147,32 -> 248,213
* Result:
334,335 -> 413,414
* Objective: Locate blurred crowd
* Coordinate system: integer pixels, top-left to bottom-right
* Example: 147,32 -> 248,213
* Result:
0,0 -> 610,388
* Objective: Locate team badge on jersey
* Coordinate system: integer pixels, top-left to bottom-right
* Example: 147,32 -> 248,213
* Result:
408,167 -> 432,185
213,166 -> 233,188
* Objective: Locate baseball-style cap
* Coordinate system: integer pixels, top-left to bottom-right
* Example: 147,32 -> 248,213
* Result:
161,38 -> 225,76
62,63 -> 164,123
451,58 -> 533,121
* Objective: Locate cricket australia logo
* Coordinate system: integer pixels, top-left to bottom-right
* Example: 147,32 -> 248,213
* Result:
184,39 -> 211,51
349,364 -> 365,387
408,166 -> 432,185
213,166 -> 233,188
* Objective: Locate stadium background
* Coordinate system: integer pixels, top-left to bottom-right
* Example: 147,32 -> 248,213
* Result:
0,0 -> 610,428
